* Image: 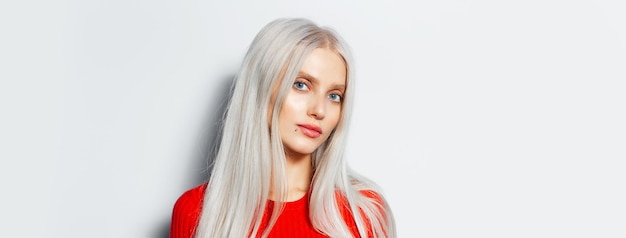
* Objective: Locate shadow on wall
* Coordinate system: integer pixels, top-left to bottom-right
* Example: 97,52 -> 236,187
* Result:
153,74 -> 235,238
189,73 -> 236,187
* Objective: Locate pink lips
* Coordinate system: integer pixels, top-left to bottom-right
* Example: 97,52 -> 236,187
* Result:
297,124 -> 322,138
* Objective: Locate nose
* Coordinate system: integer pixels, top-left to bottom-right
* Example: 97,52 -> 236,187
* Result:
308,95 -> 326,120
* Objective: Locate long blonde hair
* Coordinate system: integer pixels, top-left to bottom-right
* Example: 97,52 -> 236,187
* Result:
195,18 -> 396,238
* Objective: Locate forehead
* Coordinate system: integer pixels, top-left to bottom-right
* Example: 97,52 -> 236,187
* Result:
298,48 -> 347,87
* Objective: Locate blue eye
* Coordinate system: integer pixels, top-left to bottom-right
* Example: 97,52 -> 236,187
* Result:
328,93 -> 342,102
294,81 -> 308,91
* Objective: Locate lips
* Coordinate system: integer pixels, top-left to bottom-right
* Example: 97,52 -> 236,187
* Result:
297,124 -> 322,138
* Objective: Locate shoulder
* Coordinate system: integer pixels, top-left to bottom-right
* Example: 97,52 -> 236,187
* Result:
335,189 -> 391,237
334,190 -> 385,221
335,189 -> 386,207
359,190 -> 386,208
173,183 -> 207,211
170,183 -> 208,238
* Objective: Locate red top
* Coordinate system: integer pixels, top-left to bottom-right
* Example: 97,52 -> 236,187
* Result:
170,183 -> 377,238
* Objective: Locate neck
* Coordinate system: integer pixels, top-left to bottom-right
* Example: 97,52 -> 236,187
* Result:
270,152 -> 313,202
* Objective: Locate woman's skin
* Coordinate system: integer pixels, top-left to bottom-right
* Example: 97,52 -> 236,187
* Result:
269,47 -> 347,202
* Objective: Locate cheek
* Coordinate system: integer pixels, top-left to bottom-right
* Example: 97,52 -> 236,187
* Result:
277,95 -> 298,126
327,106 -> 342,129
281,93 -> 307,115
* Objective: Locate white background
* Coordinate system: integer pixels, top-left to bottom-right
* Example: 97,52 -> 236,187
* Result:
1,0 -> 625,237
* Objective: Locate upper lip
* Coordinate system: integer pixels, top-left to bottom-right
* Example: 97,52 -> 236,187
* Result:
298,124 -> 322,134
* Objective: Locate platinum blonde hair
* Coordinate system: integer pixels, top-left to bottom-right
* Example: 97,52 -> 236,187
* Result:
195,18 -> 396,238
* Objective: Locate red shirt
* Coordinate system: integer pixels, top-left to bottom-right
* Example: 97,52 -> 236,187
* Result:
170,183 -> 374,238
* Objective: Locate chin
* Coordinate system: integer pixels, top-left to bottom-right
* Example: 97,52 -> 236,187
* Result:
284,142 -> 321,156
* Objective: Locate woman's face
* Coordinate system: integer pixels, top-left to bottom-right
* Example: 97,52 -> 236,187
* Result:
277,47 -> 346,158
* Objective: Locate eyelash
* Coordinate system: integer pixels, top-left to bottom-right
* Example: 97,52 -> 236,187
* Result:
293,81 -> 309,91
328,93 -> 342,102
293,80 -> 343,103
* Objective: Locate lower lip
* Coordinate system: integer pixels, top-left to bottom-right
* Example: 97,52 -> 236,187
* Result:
298,126 -> 321,138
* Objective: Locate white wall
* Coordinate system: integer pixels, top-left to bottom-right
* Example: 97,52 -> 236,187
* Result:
1,0 -> 625,237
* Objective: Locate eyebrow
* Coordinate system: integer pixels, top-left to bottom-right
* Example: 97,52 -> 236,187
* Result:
297,71 -> 346,91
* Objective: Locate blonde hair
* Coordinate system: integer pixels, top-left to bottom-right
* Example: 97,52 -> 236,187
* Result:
195,18 -> 396,238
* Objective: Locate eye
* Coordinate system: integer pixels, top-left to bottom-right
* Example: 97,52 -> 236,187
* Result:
293,81 -> 309,91
328,93 -> 342,102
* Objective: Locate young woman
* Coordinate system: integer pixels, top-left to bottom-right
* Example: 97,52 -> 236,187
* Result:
170,18 -> 396,238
